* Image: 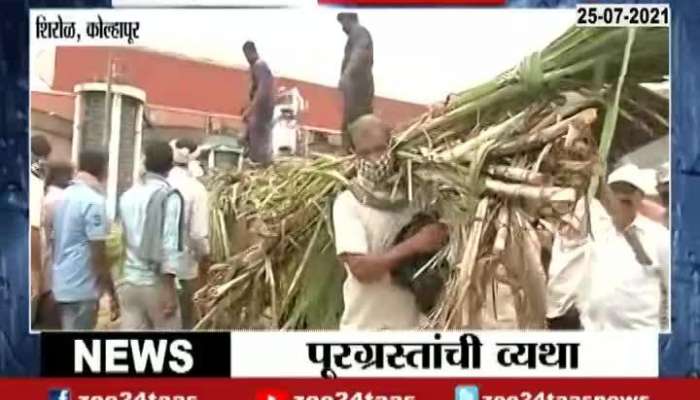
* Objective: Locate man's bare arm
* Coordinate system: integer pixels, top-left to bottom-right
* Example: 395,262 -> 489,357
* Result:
340,223 -> 447,283
89,240 -> 115,298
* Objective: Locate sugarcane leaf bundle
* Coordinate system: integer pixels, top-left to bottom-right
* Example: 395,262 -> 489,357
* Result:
197,26 -> 668,330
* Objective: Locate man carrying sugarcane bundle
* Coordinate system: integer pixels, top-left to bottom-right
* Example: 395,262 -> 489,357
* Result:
332,115 -> 448,330
242,41 -> 275,166
547,164 -> 669,330
337,12 -> 374,154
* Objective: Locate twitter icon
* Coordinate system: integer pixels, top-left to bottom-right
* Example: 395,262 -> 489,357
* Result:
455,385 -> 479,400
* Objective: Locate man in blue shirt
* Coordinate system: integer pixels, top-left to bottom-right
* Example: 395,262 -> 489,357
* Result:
118,141 -> 184,330
52,150 -> 117,330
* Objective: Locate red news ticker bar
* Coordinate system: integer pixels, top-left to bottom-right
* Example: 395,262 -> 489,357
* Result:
319,0 -> 506,5
5,378 -> 700,399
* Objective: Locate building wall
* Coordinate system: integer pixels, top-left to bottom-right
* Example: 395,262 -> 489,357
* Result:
30,110 -> 72,162
53,47 -> 427,134
143,126 -> 208,145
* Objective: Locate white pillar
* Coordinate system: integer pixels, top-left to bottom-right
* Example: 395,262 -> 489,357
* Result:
133,102 -> 144,184
71,94 -> 82,164
106,94 -> 122,221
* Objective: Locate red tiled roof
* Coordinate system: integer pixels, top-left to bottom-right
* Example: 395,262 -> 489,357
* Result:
31,91 -> 242,131
51,46 -> 427,133
31,91 -> 75,121
146,105 -> 242,131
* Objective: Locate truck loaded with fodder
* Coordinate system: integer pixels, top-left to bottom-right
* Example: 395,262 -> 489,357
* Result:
196,26 -> 669,331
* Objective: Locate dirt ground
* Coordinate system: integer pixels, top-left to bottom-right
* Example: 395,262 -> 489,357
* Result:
95,282 -> 518,331
482,282 -> 518,329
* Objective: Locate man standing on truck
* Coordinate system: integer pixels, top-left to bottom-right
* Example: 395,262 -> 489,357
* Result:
242,41 -> 275,166
337,12 -> 374,153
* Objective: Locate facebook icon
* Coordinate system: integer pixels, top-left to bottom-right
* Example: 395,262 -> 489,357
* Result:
455,385 -> 479,400
48,388 -> 71,400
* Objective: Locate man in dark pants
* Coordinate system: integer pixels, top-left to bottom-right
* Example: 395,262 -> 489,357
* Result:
337,12 -> 374,153
242,41 -> 275,166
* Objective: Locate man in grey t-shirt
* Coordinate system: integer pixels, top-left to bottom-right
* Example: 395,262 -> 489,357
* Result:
337,13 -> 374,153
242,41 -> 275,166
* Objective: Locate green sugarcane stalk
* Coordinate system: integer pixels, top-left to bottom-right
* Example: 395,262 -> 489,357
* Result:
599,28 -> 637,169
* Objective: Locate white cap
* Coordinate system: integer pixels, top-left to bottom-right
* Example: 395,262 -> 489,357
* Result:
608,164 -> 658,196
170,139 -> 193,165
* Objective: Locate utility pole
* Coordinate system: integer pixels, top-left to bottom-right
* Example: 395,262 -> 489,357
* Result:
102,52 -> 114,148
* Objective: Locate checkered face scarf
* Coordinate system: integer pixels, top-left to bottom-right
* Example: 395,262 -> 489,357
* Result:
350,151 -> 408,210
356,151 -> 395,184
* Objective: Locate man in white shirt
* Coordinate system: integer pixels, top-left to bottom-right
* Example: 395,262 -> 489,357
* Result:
30,135 -> 51,320
546,197 -> 610,330
332,115 -> 448,330
34,161 -> 73,330
168,139 -> 210,329
546,164 -> 670,330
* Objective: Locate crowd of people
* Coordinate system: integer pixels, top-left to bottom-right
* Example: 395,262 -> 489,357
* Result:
31,136 -> 210,331
30,12 -> 371,331
30,11 -> 669,332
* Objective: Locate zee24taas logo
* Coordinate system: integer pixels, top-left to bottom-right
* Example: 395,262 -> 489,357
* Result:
49,388 -> 71,400
456,386 -> 479,400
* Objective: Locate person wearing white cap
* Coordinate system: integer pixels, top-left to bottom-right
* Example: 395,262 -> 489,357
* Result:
168,138 -> 210,329
547,164 -> 669,331
585,164 -> 669,330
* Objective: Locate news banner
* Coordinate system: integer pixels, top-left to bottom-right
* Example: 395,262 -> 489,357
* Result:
2,0 -> 699,399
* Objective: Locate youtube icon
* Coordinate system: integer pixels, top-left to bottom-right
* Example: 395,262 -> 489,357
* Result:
255,388 -> 291,400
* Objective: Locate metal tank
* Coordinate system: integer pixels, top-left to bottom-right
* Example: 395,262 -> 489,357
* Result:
72,83 -> 146,219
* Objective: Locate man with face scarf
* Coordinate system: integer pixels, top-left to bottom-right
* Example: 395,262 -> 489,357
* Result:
331,115 -> 448,330
337,12 -> 374,154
